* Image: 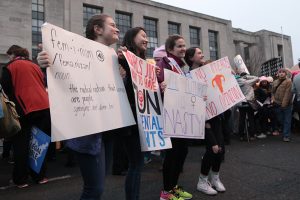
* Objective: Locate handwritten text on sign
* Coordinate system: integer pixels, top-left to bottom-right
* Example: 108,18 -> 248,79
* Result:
163,70 -> 206,139
190,57 -> 245,119
42,23 -> 135,141
123,50 -> 172,151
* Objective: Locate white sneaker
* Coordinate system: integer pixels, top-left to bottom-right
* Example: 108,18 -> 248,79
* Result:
209,173 -> 226,192
256,133 -> 267,139
197,175 -> 217,195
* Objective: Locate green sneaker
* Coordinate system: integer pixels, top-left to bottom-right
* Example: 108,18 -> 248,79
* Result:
173,185 -> 193,200
160,190 -> 184,200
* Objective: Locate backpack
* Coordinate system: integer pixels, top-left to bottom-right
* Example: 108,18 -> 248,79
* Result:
0,86 -> 21,139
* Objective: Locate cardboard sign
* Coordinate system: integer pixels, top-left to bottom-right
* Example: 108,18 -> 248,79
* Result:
122,50 -> 172,151
42,23 -> 135,141
163,69 -> 206,139
29,127 -> 50,173
234,55 -> 250,74
191,57 -> 245,119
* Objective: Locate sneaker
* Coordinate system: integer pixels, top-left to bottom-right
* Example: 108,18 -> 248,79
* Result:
173,185 -> 193,200
249,137 -> 255,141
144,157 -> 152,164
160,190 -> 184,200
272,130 -> 280,136
283,137 -> 290,142
197,176 -> 217,195
151,151 -> 161,156
17,183 -> 29,188
209,173 -> 226,192
38,178 -> 48,184
256,133 -> 267,139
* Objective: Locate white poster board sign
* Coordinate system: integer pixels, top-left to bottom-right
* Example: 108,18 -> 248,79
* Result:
122,50 -> 172,151
163,70 -> 206,139
191,57 -> 245,120
42,23 -> 135,141
234,55 -> 250,74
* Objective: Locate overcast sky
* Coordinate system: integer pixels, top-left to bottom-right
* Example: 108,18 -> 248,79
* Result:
153,0 -> 299,65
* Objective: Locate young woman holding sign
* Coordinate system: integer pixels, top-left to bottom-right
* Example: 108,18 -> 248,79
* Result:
38,14 -> 120,200
117,27 -> 149,200
156,35 -> 193,200
184,47 -> 226,196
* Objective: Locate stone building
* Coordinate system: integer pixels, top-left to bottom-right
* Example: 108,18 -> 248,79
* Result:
0,0 -> 294,75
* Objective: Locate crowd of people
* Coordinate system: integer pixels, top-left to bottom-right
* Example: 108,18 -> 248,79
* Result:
235,68 -> 299,143
0,13 -> 300,200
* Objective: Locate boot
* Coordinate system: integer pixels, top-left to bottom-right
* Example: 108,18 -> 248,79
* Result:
197,174 -> 217,195
209,171 -> 226,192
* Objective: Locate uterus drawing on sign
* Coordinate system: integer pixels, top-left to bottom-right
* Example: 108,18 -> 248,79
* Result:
212,74 -> 225,93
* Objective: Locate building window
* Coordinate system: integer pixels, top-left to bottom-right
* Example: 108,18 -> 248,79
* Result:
208,30 -> 219,61
277,44 -> 283,57
168,22 -> 180,35
115,12 -> 132,47
32,0 -> 44,59
144,18 -> 158,58
189,26 -> 200,46
244,46 -> 250,66
83,4 -> 102,30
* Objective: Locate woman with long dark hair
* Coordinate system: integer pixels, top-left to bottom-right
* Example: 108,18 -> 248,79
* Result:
117,27 -> 148,200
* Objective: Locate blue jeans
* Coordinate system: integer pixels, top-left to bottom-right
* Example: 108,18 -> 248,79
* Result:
123,126 -> 144,200
76,143 -> 105,200
275,105 -> 292,138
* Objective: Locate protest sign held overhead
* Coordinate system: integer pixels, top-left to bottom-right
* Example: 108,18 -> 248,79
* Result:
233,55 -> 250,74
163,70 -> 206,139
191,57 -> 245,119
42,23 -> 135,141
122,50 -> 172,152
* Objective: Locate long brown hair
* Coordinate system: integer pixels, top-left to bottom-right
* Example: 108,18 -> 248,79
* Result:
85,14 -> 111,40
165,34 -> 184,53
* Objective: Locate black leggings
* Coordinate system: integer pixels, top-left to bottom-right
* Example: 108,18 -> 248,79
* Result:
12,109 -> 51,184
163,138 -> 188,191
200,146 -> 224,176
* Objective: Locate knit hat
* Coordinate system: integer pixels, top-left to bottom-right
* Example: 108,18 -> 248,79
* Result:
292,70 -> 300,77
153,45 -> 166,58
259,76 -> 268,82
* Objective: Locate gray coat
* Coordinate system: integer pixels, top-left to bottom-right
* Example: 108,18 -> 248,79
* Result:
292,73 -> 300,101
237,75 -> 259,101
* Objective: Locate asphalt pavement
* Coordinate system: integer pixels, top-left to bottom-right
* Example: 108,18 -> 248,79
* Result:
1,131 -> 300,200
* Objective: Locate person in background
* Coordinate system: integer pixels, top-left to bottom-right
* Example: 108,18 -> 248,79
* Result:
1,45 -> 50,188
292,71 -> 300,129
185,47 -> 226,196
153,45 -> 167,63
254,76 -> 274,139
272,68 -> 293,142
236,72 -> 259,141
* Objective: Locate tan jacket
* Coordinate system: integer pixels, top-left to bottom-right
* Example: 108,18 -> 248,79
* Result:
272,78 -> 292,107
